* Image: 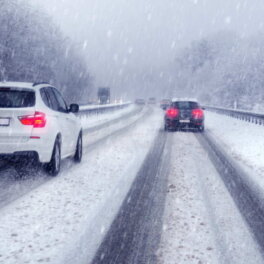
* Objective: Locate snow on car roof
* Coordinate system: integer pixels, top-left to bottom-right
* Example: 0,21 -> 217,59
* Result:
171,97 -> 198,102
0,81 -> 53,90
0,81 -> 34,88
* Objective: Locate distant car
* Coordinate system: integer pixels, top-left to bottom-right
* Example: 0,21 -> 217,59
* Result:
135,98 -> 146,105
164,99 -> 204,132
0,82 -> 82,176
148,97 -> 156,104
98,87 -> 110,104
160,99 -> 171,110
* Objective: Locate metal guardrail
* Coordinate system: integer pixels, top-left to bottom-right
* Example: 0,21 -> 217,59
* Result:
205,106 -> 264,125
77,102 -> 131,116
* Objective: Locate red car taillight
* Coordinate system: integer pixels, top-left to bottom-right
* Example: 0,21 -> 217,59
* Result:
192,109 -> 204,119
166,108 -> 179,118
18,111 -> 46,128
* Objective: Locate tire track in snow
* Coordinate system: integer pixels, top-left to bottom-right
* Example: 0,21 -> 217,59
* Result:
157,131 -> 263,264
91,129 -> 171,264
197,131 -> 264,259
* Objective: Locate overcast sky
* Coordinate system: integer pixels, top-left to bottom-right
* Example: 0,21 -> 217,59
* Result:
29,0 -> 264,98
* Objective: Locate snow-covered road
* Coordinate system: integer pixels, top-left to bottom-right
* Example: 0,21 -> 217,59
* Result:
157,132 -> 263,264
205,110 -> 264,180
0,106 -> 162,264
0,104 -> 143,208
1,106 -> 264,264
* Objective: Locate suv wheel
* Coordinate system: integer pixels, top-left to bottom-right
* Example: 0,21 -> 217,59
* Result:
74,132 -> 82,162
45,139 -> 61,176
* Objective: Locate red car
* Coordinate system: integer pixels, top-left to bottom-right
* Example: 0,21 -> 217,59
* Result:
164,99 -> 204,132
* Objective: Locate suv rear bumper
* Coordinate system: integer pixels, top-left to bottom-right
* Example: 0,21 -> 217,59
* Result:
0,151 -> 39,162
0,137 -> 54,163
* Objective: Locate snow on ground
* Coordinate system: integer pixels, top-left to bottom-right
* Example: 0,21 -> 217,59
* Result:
83,105 -> 147,146
157,132 -> 263,264
0,107 -> 162,264
205,111 -> 264,184
0,104 -> 144,209
79,103 -> 136,129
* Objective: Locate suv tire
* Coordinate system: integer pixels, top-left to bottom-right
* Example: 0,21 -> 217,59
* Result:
45,139 -> 61,176
74,132 -> 82,162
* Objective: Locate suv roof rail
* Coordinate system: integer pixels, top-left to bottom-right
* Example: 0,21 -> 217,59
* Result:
32,82 -> 50,87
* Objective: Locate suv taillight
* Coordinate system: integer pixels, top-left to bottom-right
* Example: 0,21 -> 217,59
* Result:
192,109 -> 204,119
166,108 -> 179,118
18,111 -> 46,128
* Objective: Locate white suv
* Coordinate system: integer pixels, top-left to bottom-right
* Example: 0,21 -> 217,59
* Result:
0,82 -> 82,176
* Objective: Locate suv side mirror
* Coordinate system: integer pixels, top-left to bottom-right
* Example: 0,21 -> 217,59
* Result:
69,104 -> 79,113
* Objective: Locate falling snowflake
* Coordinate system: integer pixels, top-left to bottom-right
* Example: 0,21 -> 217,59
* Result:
128,47 -> 133,54
82,40 -> 87,50
225,16 -> 231,24
107,30 -> 112,38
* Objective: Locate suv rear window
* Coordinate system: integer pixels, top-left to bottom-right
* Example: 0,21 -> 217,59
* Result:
171,101 -> 199,109
0,88 -> 35,108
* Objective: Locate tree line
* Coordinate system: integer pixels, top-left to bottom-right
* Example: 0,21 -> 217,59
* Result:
171,30 -> 264,111
0,0 -> 92,103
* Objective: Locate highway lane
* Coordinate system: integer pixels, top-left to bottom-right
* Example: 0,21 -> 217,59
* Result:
0,106 -> 148,209
197,130 -> 264,257
92,128 -> 264,264
92,130 -> 171,264
1,107 -> 264,263
0,106 -> 163,264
